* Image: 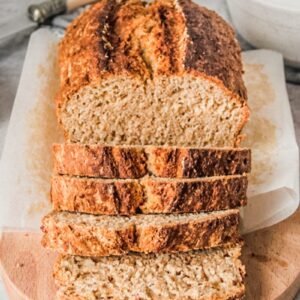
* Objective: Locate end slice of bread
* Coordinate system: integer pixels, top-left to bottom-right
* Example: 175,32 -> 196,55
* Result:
53,144 -> 251,179
54,244 -> 245,300
51,175 -> 247,215
41,209 -> 240,257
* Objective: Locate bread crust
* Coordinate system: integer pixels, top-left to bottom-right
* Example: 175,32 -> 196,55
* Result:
51,175 -> 247,215
57,0 -> 149,106
41,210 -> 240,256
57,0 -> 249,145
178,0 -> 246,100
52,144 -> 148,179
147,146 -> 251,178
58,0 -> 247,102
178,0 -> 250,145
53,144 -> 251,179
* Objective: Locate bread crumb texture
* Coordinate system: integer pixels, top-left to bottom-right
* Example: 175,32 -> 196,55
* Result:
54,245 -> 245,300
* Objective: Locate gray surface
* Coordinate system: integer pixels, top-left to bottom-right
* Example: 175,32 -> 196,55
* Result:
0,0 -> 299,299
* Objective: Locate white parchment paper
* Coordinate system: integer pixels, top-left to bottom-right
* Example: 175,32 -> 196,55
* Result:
0,28 -> 298,233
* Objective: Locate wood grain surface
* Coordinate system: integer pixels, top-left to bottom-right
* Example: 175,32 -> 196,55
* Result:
0,232 -> 57,300
0,210 -> 299,300
243,209 -> 300,300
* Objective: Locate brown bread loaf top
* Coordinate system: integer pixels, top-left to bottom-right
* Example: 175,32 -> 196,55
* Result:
51,175 -> 247,215
58,0 -> 246,103
41,209 -> 240,257
57,0 -> 249,147
53,144 -> 251,179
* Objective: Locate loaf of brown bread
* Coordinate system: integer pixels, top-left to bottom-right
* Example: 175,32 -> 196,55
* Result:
54,244 -> 245,300
51,175 -> 247,215
41,209 -> 240,257
57,0 -> 249,147
46,1 -> 249,297
53,144 -> 251,179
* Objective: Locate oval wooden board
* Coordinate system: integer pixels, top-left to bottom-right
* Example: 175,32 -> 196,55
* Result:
0,210 -> 299,300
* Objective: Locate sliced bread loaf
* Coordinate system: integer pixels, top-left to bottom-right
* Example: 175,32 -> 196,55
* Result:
57,0 -> 249,147
53,144 -> 251,179
54,244 -> 245,300
51,175 -> 247,215
41,209 -> 240,257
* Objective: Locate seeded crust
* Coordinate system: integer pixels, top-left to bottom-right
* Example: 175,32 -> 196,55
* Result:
53,144 -> 251,179
54,245 -> 245,300
41,210 -> 240,257
57,0 -> 249,147
51,175 -> 247,215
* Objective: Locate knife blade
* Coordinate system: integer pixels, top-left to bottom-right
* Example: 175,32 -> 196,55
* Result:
0,0 -> 96,41
0,14 -> 37,41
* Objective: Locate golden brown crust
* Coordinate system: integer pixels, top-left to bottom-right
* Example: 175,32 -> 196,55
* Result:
57,0 -> 249,132
134,213 -> 239,253
58,0 -> 247,97
141,176 -> 247,214
58,1 -> 107,105
140,0 -> 187,76
51,175 -> 247,215
51,176 -> 144,215
42,216 -> 135,256
177,0 -> 250,146
57,0 -> 186,98
57,0 -> 151,107
53,144 -> 251,178
178,0 -> 247,100
52,144 -> 148,179
41,210 -> 240,257
147,146 -> 251,178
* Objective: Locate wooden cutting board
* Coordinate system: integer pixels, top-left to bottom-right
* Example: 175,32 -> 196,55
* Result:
0,210 -> 299,300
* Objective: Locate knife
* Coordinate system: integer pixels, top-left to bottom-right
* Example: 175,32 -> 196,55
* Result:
0,0 -> 97,41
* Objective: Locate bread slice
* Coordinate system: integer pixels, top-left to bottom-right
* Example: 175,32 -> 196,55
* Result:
54,244 -> 245,300
41,209 -> 240,257
51,175 -> 247,215
57,0 -> 249,147
53,144 -> 251,179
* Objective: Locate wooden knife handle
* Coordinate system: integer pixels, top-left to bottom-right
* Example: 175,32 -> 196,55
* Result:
28,0 -> 96,23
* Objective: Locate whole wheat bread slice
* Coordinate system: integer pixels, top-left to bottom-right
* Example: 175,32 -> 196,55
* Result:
53,144 -> 251,179
41,209 -> 240,257
51,175 -> 247,215
54,244 -> 245,300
